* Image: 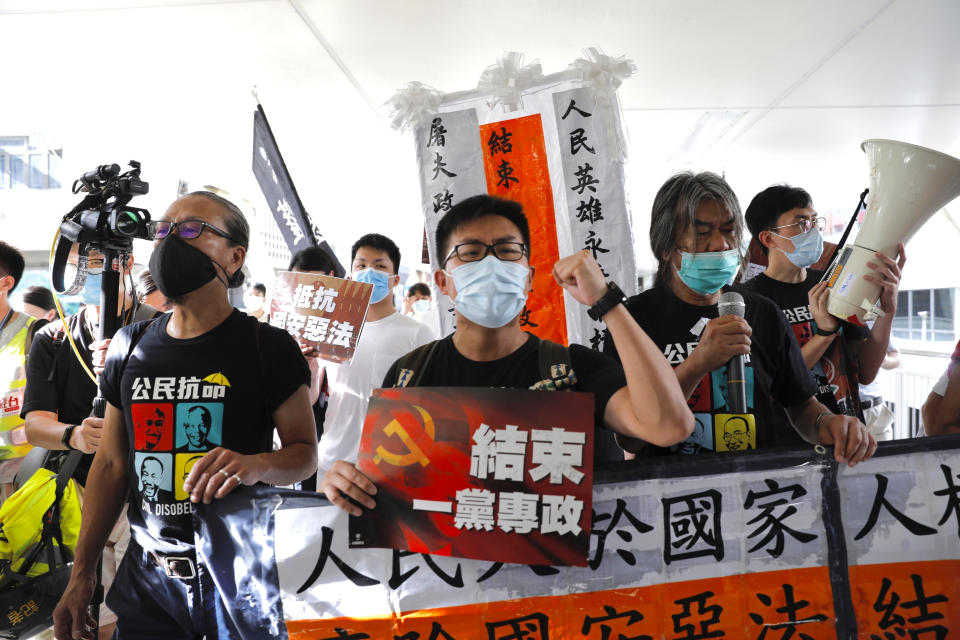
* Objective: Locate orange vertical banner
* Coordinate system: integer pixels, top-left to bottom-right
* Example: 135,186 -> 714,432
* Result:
480,114 -> 567,346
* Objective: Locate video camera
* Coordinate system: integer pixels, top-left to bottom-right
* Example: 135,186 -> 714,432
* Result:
51,160 -> 151,297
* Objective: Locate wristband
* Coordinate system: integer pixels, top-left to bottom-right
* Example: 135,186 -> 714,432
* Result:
61,424 -> 78,450
587,282 -> 627,321
814,412 -> 833,433
815,325 -> 840,337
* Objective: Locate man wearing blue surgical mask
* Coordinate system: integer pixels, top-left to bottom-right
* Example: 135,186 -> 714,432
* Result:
744,184 -> 905,441
321,195 -> 697,516
23,244 -> 152,464
22,243 -> 157,638
316,234 -> 435,484
602,172 -> 877,467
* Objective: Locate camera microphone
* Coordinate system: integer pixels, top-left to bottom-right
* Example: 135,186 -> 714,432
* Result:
79,164 -> 121,191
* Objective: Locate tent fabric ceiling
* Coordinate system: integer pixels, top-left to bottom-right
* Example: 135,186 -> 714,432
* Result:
0,0 -> 957,279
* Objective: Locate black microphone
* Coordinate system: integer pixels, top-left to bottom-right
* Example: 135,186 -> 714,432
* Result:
718,291 -> 747,414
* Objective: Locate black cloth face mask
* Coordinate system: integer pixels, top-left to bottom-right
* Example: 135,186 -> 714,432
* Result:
149,234 -> 226,300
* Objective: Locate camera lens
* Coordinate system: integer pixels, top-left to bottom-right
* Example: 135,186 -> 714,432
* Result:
115,210 -> 142,237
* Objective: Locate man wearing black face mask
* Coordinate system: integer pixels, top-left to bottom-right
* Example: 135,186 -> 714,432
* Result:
320,194 -> 695,516
54,192 -> 318,640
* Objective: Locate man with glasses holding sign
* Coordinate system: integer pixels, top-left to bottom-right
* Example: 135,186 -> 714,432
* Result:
54,192 -> 317,639
744,184 -> 905,439
321,194 -> 694,516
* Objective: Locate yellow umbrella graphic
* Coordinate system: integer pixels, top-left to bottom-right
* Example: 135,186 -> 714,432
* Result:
202,372 -> 232,387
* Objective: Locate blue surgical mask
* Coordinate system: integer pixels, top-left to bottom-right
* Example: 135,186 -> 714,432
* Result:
449,255 -> 529,328
773,227 -> 824,269
412,299 -> 431,315
676,249 -> 740,295
353,268 -> 393,304
76,273 -> 102,305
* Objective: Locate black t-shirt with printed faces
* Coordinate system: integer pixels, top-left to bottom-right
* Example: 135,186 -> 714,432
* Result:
603,285 -> 816,456
101,309 -> 309,553
745,270 -> 869,426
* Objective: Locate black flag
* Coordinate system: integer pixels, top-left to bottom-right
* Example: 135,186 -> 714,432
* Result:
252,104 -> 345,276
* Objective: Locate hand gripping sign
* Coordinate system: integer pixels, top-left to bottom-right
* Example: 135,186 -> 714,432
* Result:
269,271 -> 373,364
349,387 -> 595,567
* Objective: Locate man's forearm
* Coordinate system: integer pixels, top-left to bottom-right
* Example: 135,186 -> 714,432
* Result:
23,413 -> 71,450
673,357 -> 708,400
860,313 -> 894,384
786,398 -> 831,444
603,305 -> 692,439
254,442 -> 318,486
800,335 -> 835,370
72,453 -> 129,577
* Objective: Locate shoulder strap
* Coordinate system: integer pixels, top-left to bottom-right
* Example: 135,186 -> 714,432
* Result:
393,340 -> 441,388
22,317 -> 36,363
531,337 -> 577,391
46,320 -> 69,383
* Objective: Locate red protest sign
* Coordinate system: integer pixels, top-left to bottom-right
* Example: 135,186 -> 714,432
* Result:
269,271 -> 373,364
350,387 -> 594,566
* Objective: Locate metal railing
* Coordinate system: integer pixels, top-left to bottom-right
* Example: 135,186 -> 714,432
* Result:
875,367 -> 940,439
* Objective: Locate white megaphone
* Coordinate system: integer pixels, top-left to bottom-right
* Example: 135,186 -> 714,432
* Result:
825,139 -> 960,324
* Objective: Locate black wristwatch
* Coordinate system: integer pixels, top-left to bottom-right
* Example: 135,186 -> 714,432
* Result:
61,424 -> 78,450
588,282 -> 627,321
815,325 -> 841,337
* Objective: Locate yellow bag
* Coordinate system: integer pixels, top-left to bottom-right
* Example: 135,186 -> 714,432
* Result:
0,465 -> 81,589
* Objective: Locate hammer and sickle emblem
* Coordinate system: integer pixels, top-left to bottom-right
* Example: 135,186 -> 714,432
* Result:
373,405 -> 435,467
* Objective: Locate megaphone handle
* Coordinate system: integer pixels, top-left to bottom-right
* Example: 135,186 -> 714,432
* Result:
821,188 -> 869,283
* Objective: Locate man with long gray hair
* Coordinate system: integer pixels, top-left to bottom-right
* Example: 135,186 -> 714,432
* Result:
603,172 -> 876,465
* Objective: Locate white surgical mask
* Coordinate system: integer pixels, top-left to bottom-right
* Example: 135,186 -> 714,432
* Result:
244,295 -> 264,311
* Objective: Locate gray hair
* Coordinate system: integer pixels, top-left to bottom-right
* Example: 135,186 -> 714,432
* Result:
184,190 -> 250,287
649,171 -> 744,287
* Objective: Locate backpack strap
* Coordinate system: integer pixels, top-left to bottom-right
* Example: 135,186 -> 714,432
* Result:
46,322 -> 69,383
531,337 -> 578,391
393,340 -> 441,388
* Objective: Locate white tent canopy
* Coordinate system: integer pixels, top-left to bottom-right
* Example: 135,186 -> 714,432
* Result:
1,0 -> 958,285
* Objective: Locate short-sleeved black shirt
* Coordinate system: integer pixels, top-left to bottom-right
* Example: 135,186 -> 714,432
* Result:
603,285 -> 816,455
21,309 -> 100,483
101,309 -> 309,553
381,333 -> 628,465
745,270 -> 869,425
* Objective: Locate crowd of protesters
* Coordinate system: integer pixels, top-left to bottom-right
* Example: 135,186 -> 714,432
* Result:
0,170 -> 953,639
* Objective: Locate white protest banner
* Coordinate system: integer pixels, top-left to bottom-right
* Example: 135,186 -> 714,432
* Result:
192,437 -> 960,638
388,50 -> 638,347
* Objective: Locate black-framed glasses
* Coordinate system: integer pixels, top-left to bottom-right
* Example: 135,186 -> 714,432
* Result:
148,219 -> 237,242
442,241 -> 527,268
769,216 -> 826,234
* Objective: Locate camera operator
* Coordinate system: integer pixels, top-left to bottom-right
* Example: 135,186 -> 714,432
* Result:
53,192 -> 317,639
21,243 -> 156,639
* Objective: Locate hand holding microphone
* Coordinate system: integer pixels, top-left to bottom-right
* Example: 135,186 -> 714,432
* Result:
718,292 -> 748,414
687,294 -> 752,393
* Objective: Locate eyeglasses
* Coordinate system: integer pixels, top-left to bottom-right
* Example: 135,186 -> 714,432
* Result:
148,219 -> 237,242
442,241 -> 527,268
769,217 -> 826,234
